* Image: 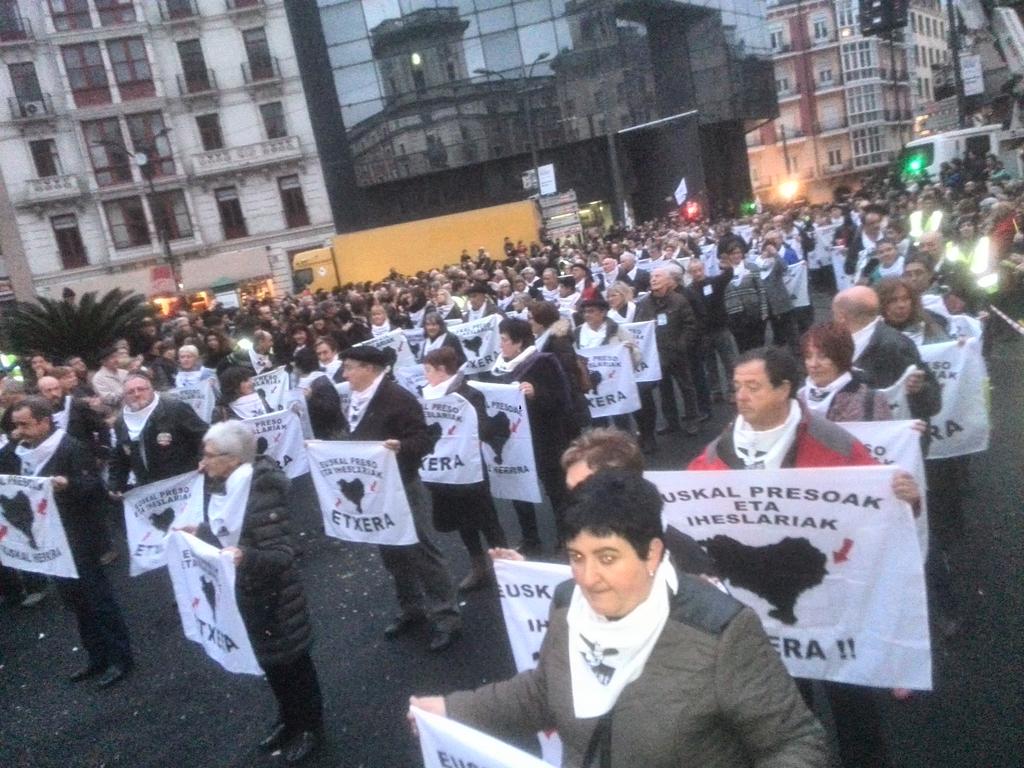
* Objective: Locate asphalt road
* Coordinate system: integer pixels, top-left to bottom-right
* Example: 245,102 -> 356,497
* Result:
1,321 -> 1021,768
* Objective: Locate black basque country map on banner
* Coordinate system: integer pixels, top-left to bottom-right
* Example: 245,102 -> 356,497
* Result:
647,466 -> 932,690
0,474 -> 77,579
122,470 -> 204,577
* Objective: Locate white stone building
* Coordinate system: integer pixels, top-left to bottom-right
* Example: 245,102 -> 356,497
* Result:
0,0 -> 333,303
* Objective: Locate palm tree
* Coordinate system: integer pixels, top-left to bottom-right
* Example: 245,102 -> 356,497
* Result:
2,289 -> 154,368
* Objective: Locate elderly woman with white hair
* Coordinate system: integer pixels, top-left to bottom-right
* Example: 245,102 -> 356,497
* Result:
192,421 -> 323,764
174,344 -> 216,390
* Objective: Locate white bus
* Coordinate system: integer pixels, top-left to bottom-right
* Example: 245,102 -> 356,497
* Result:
900,124 -> 1024,182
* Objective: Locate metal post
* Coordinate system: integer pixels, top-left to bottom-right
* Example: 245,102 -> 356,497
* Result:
522,72 -> 540,197
889,31 -> 902,142
946,0 -> 967,128
780,123 -> 791,174
606,128 -> 626,225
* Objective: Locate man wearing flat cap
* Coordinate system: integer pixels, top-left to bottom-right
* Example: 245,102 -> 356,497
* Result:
463,281 -> 501,321
91,345 -> 129,408
337,346 -> 462,652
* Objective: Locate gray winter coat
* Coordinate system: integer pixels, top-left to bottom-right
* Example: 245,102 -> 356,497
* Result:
446,573 -> 827,768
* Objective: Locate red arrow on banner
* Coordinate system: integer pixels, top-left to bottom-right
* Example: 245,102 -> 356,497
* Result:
369,481 -> 378,493
0,525 -> 7,541
36,499 -> 47,516
833,538 -> 854,564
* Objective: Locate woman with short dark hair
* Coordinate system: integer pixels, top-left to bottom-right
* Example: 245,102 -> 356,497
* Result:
798,322 -> 890,422
422,312 -> 466,369
421,347 -> 506,590
876,277 -> 951,346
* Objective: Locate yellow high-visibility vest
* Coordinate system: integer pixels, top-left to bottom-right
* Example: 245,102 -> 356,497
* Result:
909,209 -> 943,240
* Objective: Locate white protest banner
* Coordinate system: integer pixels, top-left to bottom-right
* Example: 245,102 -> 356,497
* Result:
172,379 -> 216,423
648,466 -> 932,689
831,247 -> 855,292
494,559 -> 570,765
393,365 -> 428,399
468,382 -> 542,503
412,707 -> 553,768
621,321 -> 662,383
243,409 -> 309,479
122,471 -> 204,576
286,389 -> 314,440
576,344 -> 640,417
305,440 -> 418,545
448,314 -> 501,374
403,327 -> 426,363
0,475 -> 77,578
165,531 -> 262,675
947,314 -> 983,339
420,394 -> 484,485
919,338 -> 990,458
354,329 -> 417,369
783,260 -> 810,308
335,380 -> 352,417
839,420 -> 928,555
811,223 -> 838,269
250,366 -> 290,411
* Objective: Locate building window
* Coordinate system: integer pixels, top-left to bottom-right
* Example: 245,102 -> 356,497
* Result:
107,37 -> 154,99
836,0 -> 856,28
243,27 -> 274,80
29,139 -> 61,177
215,187 -> 247,239
196,113 -> 224,151
278,175 -> 309,228
104,197 -> 150,249
841,41 -> 875,81
769,26 -> 785,52
125,112 -> 174,177
62,43 -> 111,107
852,126 -> 885,166
775,77 -> 790,94
177,39 -> 211,93
260,102 -> 287,139
83,118 -> 132,186
52,214 -> 88,268
819,68 -> 833,84
49,0 -> 91,31
812,17 -> 828,41
827,147 -> 842,167
149,190 -> 193,240
95,0 -> 135,26
847,84 -> 883,124
8,62 -> 44,116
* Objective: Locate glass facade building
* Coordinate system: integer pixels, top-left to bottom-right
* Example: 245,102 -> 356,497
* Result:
291,0 -> 778,227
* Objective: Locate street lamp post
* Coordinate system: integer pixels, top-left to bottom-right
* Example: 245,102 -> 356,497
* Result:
94,127 -> 182,294
475,51 -> 550,197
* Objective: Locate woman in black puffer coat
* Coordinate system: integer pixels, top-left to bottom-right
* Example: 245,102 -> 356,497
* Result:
196,423 -> 322,765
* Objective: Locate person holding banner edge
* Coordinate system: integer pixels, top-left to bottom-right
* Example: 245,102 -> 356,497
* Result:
0,396 -> 133,689
337,344 -> 462,652
188,422 -> 323,765
410,470 -> 828,767
689,346 -> 922,768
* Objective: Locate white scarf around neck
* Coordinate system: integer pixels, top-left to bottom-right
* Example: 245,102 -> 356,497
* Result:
123,395 -> 160,441
322,356 -> 342,378
421,374 -> 456,401
578,323 -> 605,349
249,348 -> 271,373
423,332 -> 447,355
567,556 -> 678,718
347,371 -> 386,431
15,428 -> 66,476
851,317 -> 880,363
733,399 -> 802,469
608,302 -> 636,324
799,371 -> 853,415
208,462 -> 253,548
490,345 -> 537,377
371,322 -> 392,338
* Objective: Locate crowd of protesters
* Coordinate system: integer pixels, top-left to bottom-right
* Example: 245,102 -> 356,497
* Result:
0,153 -> 1019,766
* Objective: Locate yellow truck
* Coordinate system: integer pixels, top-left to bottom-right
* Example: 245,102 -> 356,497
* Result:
292,200 -> 542,292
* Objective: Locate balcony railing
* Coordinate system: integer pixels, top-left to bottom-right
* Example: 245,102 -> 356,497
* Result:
176,69 -> 218,97
159,0 -> 200,22
241,56 -> 280,85
814,117 -> 849,132
192,135 -> 301,177
0,13 -> 32,43
7,93 -> 55,120
21,174 -> 84,206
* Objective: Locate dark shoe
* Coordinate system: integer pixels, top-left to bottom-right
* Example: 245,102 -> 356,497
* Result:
428,625 -> 461,652
656,424 -> 681,436
458,555 -> 493,592
384,614 -> 424,639
258,722 -> 288,753
99,549 -> 118,566
283,731 -> 320,765
20,590 -> 47,607
69,664 -> 104,683
684,421 -> 699,436
95,663 -> 128,689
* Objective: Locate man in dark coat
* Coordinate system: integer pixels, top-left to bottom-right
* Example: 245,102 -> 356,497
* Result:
635,263 -> 702,446
0,397 -> 132,688
832,287 -> 941,419
337,346 -> 461,652
109,372 -> 208,493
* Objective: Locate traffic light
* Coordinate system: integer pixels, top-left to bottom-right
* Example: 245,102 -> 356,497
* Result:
903,153 -> 926,176
740,200 -> 757,216
682,199 -> 702,222
860,0 -> 908,37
